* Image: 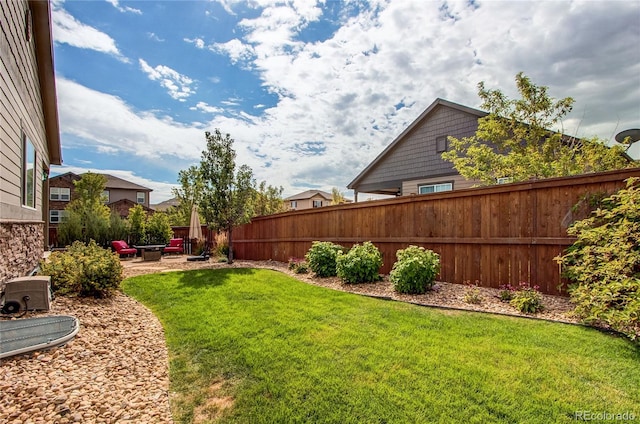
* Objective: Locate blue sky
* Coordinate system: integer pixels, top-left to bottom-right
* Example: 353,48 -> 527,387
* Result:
50,0 -> 640,203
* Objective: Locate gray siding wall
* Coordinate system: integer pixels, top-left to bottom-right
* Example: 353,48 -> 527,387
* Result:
0,0 -> 49,221
357,105 -> 479,188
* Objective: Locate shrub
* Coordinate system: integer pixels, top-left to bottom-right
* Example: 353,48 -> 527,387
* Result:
336,242 -> 383,284
556,177 -> 640,339
215,232 -> 229,257
146,212 -> 172,245
509,282 -> 544,314
463,281 -> 483,304
390,245 -> 440,294
40,240 -> 123,298
288,258 -> 309,274
498,284 -> 516,302
305,241 -> 344,277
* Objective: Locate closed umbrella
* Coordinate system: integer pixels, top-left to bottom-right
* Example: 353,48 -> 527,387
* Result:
189,205 -> 203,241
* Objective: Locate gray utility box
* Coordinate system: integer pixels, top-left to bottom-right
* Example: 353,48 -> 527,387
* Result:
3,276 -> 52,311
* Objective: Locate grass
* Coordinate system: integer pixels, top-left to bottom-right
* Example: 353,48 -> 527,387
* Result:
122,268 -> 640,424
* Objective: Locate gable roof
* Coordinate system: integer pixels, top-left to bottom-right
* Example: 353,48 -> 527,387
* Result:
102,174 -> 151,191
285,190 -> 333,201
49,172 -> 151,191
347,98 -> 486,190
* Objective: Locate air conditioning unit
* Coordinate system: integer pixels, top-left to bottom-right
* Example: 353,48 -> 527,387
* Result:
1,276 -> 52,313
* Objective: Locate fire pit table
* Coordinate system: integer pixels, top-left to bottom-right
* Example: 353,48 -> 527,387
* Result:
134,244 -> 166,261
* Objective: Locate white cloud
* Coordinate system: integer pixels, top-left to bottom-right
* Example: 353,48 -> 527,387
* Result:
184,37 -> 205,49
138,59 -> 196,101
51,2 -> 128,62
191,102 -> 224,114
105,0 -> 142,15
56,77 -> 204,162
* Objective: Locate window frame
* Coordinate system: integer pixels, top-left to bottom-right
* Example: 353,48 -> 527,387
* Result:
22,133 -> 36,209
418,182 -> 453,194
50,187 -> 71,201
312,200 -> 323,208
290,200 -> 297,209
49,209 -> 70,224
136,191 -> 146,204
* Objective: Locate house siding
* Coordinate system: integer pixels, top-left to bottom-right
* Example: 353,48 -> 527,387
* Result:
355,105 -> 479,191
0,1 -> 57,281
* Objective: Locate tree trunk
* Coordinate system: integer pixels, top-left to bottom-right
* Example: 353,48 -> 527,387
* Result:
227,227 -> 233,264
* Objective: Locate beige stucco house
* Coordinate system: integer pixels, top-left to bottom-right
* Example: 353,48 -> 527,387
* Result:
348,98 -> 484,201
285,190 -> 334,211
1,0 -> 61,282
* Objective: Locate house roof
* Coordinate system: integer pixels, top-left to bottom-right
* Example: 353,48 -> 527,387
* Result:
285,190 -> 333,201
102,174 -> 152,191
347,98 -> 486,190
49,172 -> 152,191
30,1 -> 61,166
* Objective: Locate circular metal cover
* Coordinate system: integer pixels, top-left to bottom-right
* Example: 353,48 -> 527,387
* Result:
615,128 -> 640,143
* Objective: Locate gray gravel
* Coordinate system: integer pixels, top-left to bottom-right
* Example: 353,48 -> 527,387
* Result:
0,293 -> 172,424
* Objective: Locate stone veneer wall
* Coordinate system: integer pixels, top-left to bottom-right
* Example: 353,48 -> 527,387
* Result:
0,221 -> 44,286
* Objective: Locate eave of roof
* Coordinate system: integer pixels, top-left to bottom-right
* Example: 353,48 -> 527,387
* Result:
30,0 -> 61,166
347,98 -> 486,189
284,190 -> 333,201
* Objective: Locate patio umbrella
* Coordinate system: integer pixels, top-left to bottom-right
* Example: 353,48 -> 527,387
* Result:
188,205 -> 203,241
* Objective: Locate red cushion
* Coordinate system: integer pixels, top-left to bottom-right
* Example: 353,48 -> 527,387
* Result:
168,238 -> 183,247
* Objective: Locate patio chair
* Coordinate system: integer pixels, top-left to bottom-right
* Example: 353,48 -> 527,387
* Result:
111,240 -> 137,258
163,238 -> 184,255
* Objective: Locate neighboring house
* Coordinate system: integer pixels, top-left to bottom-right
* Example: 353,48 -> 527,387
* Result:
348,98 -> 485,201
285,190 -> 352,210
48,172 -> 153,226
0,1 -> 61,282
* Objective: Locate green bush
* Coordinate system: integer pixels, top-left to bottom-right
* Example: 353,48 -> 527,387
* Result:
556,177 -> 640,339
509,282 -> 544,314
40,240 -> 123,298
390,245 -> 440,294
146,212 -> 173,245
288,258 -> 309,274
336,242 -> 383,284
305,241 -> 344,277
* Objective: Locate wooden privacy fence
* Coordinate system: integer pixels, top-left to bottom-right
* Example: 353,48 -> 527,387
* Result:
234,168 -> 640,296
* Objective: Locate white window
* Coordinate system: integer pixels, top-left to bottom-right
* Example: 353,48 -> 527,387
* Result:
290,200 -> 297,209
102,190 -> 110,203
137,192 -> 145,204
22,134 -> 36,208
418,182 -> 453,194
497,177 -> 514,184
50,210 -> 70,224
313,200 -> 323,208
50,187 -> 71,201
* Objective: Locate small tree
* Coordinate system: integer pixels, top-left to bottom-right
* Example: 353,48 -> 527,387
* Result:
251,181 -> 286,216
66,172 -> 111,245
170,165 -> 204,226
331,187 -> 347,205
107,211 -> 129,242
127,203 -> 147,246
442,73 -> 632,185
199,129 -> 255,263
146,212 -> 173,245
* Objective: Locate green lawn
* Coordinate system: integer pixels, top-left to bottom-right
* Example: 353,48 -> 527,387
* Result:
123,268 -> 640,424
